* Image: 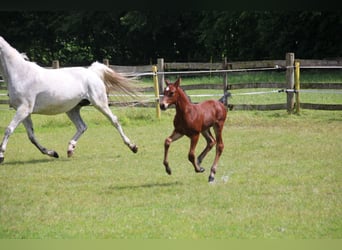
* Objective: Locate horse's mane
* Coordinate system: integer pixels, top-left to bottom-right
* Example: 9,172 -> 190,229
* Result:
20,53 -> 29,61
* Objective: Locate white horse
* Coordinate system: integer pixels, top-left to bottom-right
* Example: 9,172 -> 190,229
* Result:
0,36 -> 138,163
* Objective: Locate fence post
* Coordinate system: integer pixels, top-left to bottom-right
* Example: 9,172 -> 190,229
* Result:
157,58 -> 164,94
222,57 -> 228,107
52,60 -> 59,69
295,61 -> 301,114
103,59 -> 109,66
152,65 -> 161,119
286,53 -> 295,113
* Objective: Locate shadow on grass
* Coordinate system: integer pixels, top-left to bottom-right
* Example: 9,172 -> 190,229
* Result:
2,157 -> 68,166
107,180 -> 183,191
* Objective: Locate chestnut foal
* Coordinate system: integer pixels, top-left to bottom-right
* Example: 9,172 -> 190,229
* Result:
160,78 -> 227,182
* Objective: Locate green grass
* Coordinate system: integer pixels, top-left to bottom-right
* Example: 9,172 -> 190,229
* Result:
0,106 -> 341,239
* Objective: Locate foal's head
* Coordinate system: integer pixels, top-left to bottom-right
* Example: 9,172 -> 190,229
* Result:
160,78 -> 182,110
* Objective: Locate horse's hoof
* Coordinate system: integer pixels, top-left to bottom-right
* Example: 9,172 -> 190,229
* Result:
49,150 -> 59,158
67,150 -> 73,157
130,145 -> 138,153
0,157 -> 4,164
208,176 -> 215,182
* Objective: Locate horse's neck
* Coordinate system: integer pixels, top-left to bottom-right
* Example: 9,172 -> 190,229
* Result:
175,88 -> 193,114
0,40 -> 29,83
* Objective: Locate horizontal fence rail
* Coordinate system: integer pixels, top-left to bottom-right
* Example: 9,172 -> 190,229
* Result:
1,56 -> 342,112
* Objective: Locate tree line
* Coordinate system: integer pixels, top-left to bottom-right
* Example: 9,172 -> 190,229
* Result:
0,11 -> 341,66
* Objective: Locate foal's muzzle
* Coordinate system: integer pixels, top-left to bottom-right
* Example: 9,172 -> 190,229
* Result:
160,103 -> 168,110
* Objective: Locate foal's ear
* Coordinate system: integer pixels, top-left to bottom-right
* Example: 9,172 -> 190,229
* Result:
165,79 -> 170,86
174,78 -> 181,88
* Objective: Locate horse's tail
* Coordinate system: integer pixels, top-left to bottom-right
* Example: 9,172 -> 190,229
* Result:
88,61 -> 137,96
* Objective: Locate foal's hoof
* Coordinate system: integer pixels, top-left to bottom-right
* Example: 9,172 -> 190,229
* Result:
196,167 -> 205,173
165,167 -> 172,175
208,176 -> 215,183
0,157 -> 4,164
129,144 -> 138,153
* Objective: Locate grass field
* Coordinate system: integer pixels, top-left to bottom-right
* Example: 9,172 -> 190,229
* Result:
0,105 -> 341,239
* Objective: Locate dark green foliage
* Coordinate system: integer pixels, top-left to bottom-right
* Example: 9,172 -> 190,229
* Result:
0,11 -> 341,66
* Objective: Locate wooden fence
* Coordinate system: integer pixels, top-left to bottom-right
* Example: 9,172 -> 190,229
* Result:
1,54 -> 342,111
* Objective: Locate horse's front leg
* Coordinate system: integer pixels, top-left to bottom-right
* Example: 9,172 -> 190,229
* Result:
189,134 -> 205,173
163,131 -> 183,175
0,126 -> 14,164
0,107 -> 31,163
22,116 -> 59,158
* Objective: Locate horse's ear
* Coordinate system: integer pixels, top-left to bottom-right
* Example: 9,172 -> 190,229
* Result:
165,79 -> 170,86
174,78 -> 181,88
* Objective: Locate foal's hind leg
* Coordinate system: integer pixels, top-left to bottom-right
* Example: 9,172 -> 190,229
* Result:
22,115 -> 59,158
197,129 -> 216,168
208,123 -> 225,182
189,134 -> 205,173
95,105 -> 138,153
66,106 -> 87,157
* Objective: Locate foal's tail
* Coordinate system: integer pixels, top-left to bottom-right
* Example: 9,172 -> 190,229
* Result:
219,92 -> 234,110
89,61 -> 137,96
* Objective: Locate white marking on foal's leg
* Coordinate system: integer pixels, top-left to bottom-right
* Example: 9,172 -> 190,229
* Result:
67,140 -> 77,157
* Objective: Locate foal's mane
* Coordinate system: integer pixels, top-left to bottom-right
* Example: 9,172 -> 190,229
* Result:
180,87 -> 192,103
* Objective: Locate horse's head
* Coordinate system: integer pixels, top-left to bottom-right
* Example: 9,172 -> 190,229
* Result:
160,78 -> 181,110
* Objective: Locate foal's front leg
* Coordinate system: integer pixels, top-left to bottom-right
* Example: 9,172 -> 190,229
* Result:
163,131 -> 183,175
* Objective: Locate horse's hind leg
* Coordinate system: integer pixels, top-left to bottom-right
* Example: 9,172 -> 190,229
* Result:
95,105 -> 138,153
208,123 -> 225,182
22,115 -> 59,158
197,129 -> 216,168
66,105 -> 87,157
